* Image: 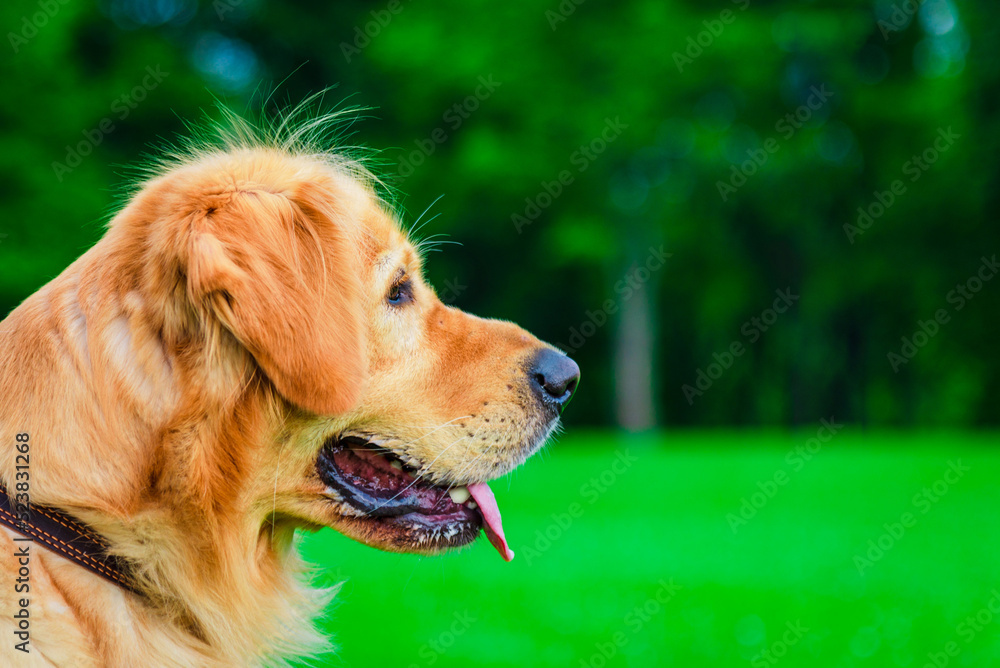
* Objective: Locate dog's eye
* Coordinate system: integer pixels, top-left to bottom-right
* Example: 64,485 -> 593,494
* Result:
387,279 -> 412,306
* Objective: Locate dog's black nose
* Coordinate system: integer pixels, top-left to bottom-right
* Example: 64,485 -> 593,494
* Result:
530,349 -> 580,408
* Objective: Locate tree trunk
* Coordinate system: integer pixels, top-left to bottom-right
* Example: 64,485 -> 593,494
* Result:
614,272 -> 656,430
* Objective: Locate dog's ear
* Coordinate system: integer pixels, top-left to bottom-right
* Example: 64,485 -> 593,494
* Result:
187,189 -> 366,415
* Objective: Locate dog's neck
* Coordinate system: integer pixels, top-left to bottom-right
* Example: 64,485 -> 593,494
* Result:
0,249 -> 332,666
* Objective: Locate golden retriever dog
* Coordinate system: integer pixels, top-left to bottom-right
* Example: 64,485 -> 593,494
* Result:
0,110 -> 579,666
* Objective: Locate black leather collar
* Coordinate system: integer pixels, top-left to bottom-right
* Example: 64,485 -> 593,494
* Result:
0,482 -> 142,596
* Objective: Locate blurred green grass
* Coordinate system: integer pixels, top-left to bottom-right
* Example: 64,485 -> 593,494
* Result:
298,432 -> 1000,667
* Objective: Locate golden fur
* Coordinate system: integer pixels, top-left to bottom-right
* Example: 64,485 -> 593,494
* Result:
0,112 -> 568,666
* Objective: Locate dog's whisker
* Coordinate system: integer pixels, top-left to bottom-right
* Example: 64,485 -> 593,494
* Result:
366,430 -> 476,513
445,451 -> 488,494
407,194 -> 445,239
443,421 -> 490,492
269,438 -> 289,543
388,414 -> 474,434
387,414 -> 474,451
410,213 -> 444,242
412,235 -> 462,254
444,456 -> 487,496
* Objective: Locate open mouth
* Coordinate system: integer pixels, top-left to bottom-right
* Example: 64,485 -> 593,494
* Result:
316,436 -> 514,561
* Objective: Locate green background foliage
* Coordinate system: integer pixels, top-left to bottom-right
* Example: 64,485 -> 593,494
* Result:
2,0 -> 999,666
3,0 -> 997,429
300,434 -> 1000,668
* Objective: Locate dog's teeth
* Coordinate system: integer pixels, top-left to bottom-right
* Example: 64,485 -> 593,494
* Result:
448,486 -> 470,504
390,460 -> 404,470
467,501 -> 477,509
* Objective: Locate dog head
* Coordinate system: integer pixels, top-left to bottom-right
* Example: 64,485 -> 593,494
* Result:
128,143 -> 579,562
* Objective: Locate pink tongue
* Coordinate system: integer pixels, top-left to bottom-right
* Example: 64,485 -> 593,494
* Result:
467,482 -> 514,562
